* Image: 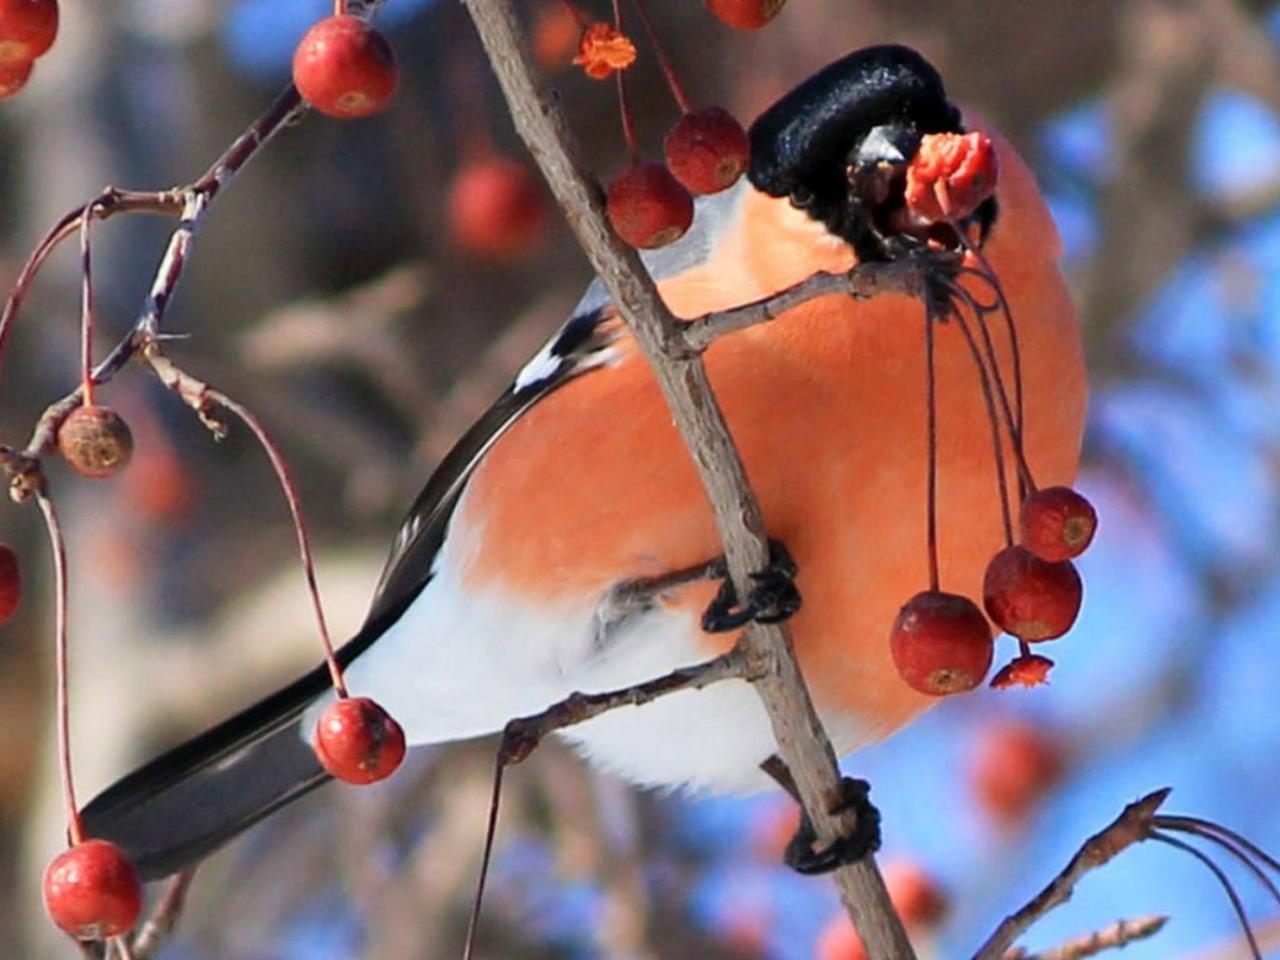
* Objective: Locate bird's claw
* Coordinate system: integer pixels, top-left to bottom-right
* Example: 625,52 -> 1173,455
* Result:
701,540 -> 801,633
783,777 -> 882,875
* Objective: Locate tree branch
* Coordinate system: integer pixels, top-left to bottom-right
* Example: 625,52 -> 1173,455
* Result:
972,789 -> 1172,960
1004,915 -> 1168,960
460,2 -> 916,956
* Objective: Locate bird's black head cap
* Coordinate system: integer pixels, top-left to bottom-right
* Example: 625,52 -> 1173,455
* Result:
748,45 -> 981,260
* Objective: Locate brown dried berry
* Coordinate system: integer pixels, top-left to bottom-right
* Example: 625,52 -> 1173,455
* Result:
704,0 -> 786,29
57,406 -> 133,479
1020,485 -> 1098,562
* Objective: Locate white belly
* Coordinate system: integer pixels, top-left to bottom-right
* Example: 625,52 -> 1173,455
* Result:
308,542 -> 868,794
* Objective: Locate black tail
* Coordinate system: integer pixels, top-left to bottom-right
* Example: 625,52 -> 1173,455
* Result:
81,659 -> 337,881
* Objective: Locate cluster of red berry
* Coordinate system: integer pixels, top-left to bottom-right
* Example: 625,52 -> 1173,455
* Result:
883,133 -> 1098,699
607,106 -> 750,249
557,0 -> 768,250
0,0 -> 58,99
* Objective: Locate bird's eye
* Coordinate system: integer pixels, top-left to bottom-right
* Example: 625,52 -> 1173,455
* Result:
790,186 -> 814,209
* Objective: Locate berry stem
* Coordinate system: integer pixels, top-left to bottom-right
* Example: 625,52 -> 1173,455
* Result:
956,232 -> 1028,496
950,297 -> 1014,546
612,0 -> 640,161
951,275 -> 1036,495
924,306 -> 940,592
205,388 -> 348,698
78,206 -> 97,408
462,756 -> 507,960
36,489 -> 85,845
629,0 -> 691,114
334,0 -> 346,16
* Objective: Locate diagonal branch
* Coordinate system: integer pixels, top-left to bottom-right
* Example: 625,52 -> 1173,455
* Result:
460,1 -> 916,956
1003,915 -> 1168,960
972,789 -> 1172,960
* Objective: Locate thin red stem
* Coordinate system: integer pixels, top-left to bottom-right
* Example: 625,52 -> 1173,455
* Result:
924,307 -> 940,592
463,757 -> 507,960
206,389 -> 347,698
630,0 -> 691,114
78,206 -> 97,408
612,0 -> 639,161
38,490 -> 84,845
950,295 -> 1013,546
334,0 -> 346,16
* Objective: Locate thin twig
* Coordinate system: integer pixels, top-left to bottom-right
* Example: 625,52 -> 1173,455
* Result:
140,344 -> 347,696
130,869 -> 197,959
971,789 -> 1172,960
463,648 -> 756,957
679,256 -> 935,354
1004,915 -> 1168,960
36,486 -> 84,845
461,1 -> 916,956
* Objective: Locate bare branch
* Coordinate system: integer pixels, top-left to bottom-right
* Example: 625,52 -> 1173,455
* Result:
972,789 -> 1172,960
679,256 -> 936,354
1004,915 -> 1168,960
130,869 -> 196,960
461,1 -> 916,956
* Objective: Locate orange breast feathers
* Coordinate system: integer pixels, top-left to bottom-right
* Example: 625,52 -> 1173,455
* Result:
455,133 -> 1085,739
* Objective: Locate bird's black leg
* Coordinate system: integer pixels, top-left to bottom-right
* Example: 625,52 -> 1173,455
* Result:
761,755 -> 882,876
701,539 -> 802,633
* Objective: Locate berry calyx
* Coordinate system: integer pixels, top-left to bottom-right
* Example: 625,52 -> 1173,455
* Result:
606,162 -> 693,249
0,56 -> 31,98
57,405 -> 133,479
704,0 -> 787,29
0,543 -> 20,625
903,131 -> 998,226
989,653 -> 1055,689
0,0 -> 57,65
982,546 -> 1082,642
447,156 -> 548,259
970,719 -> 1064,826
889,590 -> 993,696
1020,485 -> 1097,562
292,15 -> 398,120
313,696 -> 406,784
572,22 -> 636,80
663,107 -> 750,196
43,840 -> 143,941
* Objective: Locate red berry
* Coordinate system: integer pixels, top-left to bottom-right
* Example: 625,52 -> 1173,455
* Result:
664,107 -> 750,196
982,546 -> 1082,641
0,56 -> 31,98
1020,485 -> 1097,562
970,719 -> 1063,825
705,0 -> 787,29
606,162 -> 693,249
57,405 -> 133,479
532,2 -> 580,70
0,543 -> 20,625
292,15 -> 398,120
903,131 -> 998,225
0,0 -> 57,65
883,859 -> 948,930
447,156 -> 548,259
43,840 -> 143,941
889,590 -> 993,696
816,913 -> 866,960
313,696 -> 406,784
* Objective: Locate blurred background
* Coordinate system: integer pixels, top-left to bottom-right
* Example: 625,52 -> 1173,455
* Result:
3,0 -> 1280,957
